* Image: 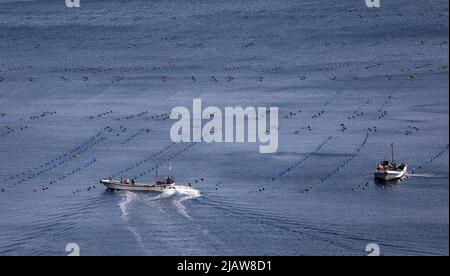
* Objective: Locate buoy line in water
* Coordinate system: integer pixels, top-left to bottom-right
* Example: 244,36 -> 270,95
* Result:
410,144 -> 449,175
107,142 -> 177,179
271,136 -> 333,181
131,143 -> 198,182
1,132 -> 105,187
30,158 -> 98,193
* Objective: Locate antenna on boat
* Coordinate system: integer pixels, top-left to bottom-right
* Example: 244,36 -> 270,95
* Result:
391,143 -> 395,163
169,161 -> 175,183
154,155 -> 160,183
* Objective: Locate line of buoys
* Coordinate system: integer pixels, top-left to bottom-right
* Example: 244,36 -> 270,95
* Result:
121,129 -> 151,145
131,143 -> 197,181
324,81 -> 351,108
1,132 -> 105,186
411,144 -> 449,174
271,136 -> 333,181
351,182 -> 370,191
89,110 -> 113,120
301,132 -> 371,194
405,125 -> 420,136
284,111 -> 302,119
225,65 -> 253,71
348,100 -> 370,120
214,180 -> 223,190
34,158 -> 97,192
108,142 -> 177,179
30,111 -> 56,121
0,125 -> 29,137
144,112 -> 171,121
318,132 -> 370,186
294,125 -> 313,134
123,110 -> 150,120
377,81 -> 404,119
73,184 -> 97,194
50,65 -> 114,74
104,125 -> 128,137
319,63 -> 351,71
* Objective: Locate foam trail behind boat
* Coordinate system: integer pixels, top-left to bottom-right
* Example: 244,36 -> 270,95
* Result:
172,186 -> 202,220
119,191 -> 137,219
148,188 -> 177,201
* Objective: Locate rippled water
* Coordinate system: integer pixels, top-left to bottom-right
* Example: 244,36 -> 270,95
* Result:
0,0 -> 448,256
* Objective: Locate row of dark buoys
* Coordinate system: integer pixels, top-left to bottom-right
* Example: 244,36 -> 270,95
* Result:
50,65 -> 113,74
224,65 -> 253,71
425,145 -> 449,165
30,111 -> 56,121
73,185 -> 96,194
124,110 -> 149,120
109,142 -> 177,179
320,132 -> 370,184
121,129 -> 151,145
1,132 -> 104,184
319,63 -> 351,71
377,82 -> 404,120
0,125 -> 29,137
188,178 -> 206,187
262,66 -> 284,73
34,158 -> 96,192
348,110 -> 365,120
104,125 -> 128,137
144,112 -> 171,121
271,136 -> 333,181
132,143 -> 197,181
351,182 -> 370,191
312,110 -> 325,119
89,110 -> 113,120
283,111 -> 302,120
367,126 -> 378,132
294,125 -> 313,134
214,180 -> 223,190
340,123 -> 348,132
417,144 -> 449,168
347,100 -> 370,120
415,63 -> 432,70
363,63 -> 382,71
324,82 -> 351,108
0,65 -> 32,72
405,126 -> 420,136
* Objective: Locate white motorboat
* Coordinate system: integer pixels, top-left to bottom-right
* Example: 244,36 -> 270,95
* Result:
99,179 -> 175,192
374,143 -> 408,181
100,162 -> 176,192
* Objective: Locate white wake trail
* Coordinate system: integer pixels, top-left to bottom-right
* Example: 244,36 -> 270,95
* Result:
172,185 -> 202,220
147,188 -> 177,201
119,191 -> 137,219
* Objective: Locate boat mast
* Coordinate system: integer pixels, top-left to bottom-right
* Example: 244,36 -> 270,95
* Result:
154,156 -> 159,182
169,162 -> 175,182
391,143 -> 395,163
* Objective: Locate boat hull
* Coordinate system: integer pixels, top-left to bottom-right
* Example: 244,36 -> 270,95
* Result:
374,166 -> 407,181
100,180 -> 175,192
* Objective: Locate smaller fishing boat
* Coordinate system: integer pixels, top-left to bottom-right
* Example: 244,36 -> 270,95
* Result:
100,163 -> 175,192
374,143 -> 408,181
